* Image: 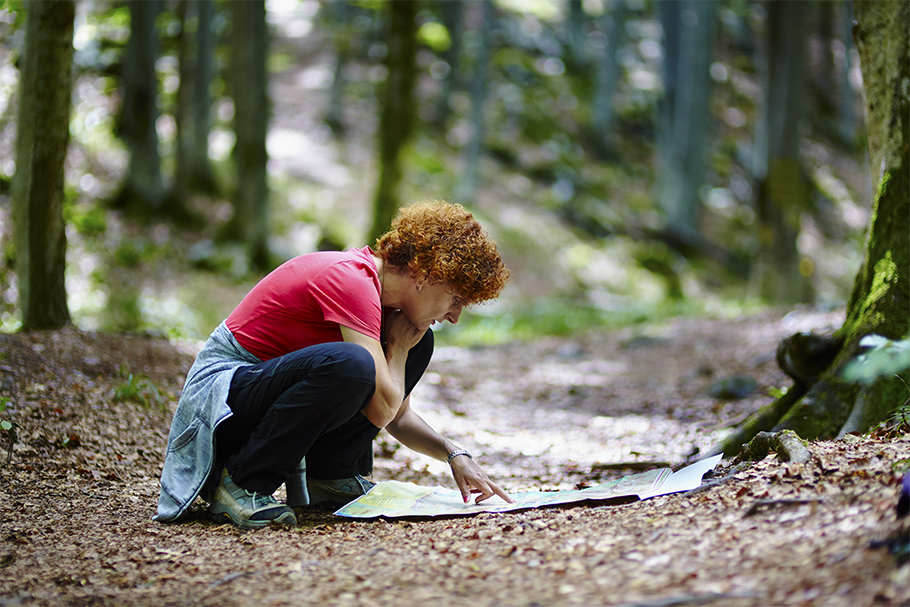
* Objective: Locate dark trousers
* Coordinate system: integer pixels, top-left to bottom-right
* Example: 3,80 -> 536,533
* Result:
214,330 -> 434,494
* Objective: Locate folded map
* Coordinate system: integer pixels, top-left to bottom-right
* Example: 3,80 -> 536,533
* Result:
335,454 -> 723,518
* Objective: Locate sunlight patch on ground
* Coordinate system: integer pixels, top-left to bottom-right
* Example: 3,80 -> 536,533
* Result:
529,359 -> 629,386
406,382 -> 723,492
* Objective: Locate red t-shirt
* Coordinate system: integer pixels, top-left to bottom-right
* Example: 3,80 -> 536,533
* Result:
226,247 -> 382,361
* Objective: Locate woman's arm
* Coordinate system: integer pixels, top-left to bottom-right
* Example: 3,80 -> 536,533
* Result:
386,401 -> 514,504
339,311 -> 425,428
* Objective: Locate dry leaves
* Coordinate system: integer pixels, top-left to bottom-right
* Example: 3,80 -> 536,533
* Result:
1,312 -> 909,606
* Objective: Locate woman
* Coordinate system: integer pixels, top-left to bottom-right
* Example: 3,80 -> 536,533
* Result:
155,202 -> 514,528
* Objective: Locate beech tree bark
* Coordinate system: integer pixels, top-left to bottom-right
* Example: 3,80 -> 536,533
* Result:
455,0 -> 492,205
713,0 -> 909,456
753,0 -> 813,304
221,0 -> 271,271
114,0 -> 167,214
656,0 -> 716,239
432,0 -> 463,130
11,0 -> 75,330
368,0 -> 418,243
173,0 -> 218,202
590,0 -> 626,160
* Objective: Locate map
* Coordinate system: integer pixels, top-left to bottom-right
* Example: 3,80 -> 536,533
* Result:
335,454 -> 723,518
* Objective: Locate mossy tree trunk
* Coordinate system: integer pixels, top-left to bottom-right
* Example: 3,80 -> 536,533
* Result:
222,0 -> 271,272
754,0 -> 813,304
656,0 -> 716,239
590,0 -> 626,160
114,0 -> 167,215
11,0 -> 75,330
432,0 -> 463,131
172,0 -> 219,205
368,0 -> 418,244
455,0 -> 492,205
713,0 -> 909,456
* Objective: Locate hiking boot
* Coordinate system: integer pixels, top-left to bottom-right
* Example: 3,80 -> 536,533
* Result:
305,475 -> 376,510
208,468 -> 297,529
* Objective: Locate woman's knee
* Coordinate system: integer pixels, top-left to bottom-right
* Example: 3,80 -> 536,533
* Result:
329,342 -> 375,385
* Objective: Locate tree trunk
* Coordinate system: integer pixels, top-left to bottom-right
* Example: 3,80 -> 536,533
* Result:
173,0 -> 218,201
325,0 -> 352,136
837,0 -> 857,144
655,0 -> 716,238
11,0 -> 75,330
222,0 -> 270,271
590,0 -> 626,160
114,0 -> 166,214
753,0 -> 813,304
454,0 -> 492,205
712,0 -> 909,457
432,0 -> 463,130
813,0 -> 837,115
368,0 -> 418,243
565,0 -> 588,72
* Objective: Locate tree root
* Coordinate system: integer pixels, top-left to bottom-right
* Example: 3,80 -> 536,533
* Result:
707,387 -> 805,458
682,462 -> 752,497
708,331 -> 850,458
734,429 -> 811,464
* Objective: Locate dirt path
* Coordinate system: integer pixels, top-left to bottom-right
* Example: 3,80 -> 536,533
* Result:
0,308 -> 908,606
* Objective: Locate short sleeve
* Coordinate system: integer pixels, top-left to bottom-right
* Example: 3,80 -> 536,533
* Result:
308,261 -> 382,340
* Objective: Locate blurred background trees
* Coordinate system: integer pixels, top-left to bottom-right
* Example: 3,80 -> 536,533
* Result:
0,0 -> 876,342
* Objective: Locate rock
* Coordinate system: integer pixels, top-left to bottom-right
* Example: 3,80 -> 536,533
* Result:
706,375 -> 758,400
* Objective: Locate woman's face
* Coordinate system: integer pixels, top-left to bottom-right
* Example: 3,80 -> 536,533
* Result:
402,280 -> 465,332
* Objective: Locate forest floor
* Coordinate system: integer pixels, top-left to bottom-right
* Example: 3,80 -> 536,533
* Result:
0,306 -> 909,607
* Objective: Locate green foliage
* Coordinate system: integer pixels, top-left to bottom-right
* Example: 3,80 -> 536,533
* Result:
111,366 -> 165,410
66,203 -> 108,237
0,1 -> 25,29
0,396 -> 19,465
0,396 -> 12,431
112,242 -> 142,267
845,334 -> 910,434
418,21 -> 450,52
843,334 -> 910,385
440,296 -> 676,346
767,385 -> 789,400
0,0 -> 872,342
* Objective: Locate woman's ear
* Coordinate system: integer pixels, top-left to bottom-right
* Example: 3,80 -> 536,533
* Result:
410,268 -> 427,291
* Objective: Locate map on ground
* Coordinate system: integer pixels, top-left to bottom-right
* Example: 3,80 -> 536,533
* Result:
335,454 -> 723,519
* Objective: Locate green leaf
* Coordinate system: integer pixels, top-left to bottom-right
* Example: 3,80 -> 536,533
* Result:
844,335 -> 910,384
0,420 -> 12,431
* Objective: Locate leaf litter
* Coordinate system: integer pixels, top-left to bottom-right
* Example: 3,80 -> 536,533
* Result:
0,308 -> 908,606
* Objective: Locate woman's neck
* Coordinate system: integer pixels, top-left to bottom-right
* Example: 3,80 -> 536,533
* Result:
374,257 -> 410,309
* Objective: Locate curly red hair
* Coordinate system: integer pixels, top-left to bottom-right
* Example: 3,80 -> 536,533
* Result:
375,202 -> 510,304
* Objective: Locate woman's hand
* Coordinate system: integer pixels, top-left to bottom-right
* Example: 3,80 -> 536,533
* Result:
383,309 -> 426,354
449,454 -> 515,505
385,407 -> 515,505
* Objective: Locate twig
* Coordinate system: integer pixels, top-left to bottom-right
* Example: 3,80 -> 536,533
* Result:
209,571 -> 251,588
592,461 -> 671,472
616,590 -> 764,607
744,498 -> 824,517
682,462 -> 752,497
0,334 -> 67,380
